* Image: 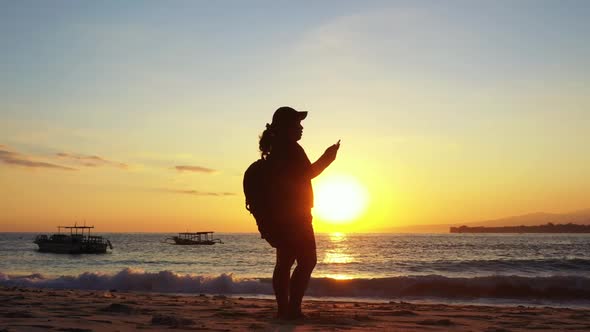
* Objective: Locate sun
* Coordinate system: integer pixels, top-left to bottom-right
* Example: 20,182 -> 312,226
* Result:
313,174 -> 369,224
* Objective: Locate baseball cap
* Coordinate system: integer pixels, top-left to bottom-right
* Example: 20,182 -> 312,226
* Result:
271,106 -> 307,127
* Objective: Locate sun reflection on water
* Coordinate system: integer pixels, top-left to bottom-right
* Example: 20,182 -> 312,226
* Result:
330,232 -> 345,240
323,252 -> 353,264
323,273 -> 354,280
322,232 -> 354,273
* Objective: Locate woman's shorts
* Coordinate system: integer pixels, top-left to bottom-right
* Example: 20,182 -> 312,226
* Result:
264,220 -> 316,252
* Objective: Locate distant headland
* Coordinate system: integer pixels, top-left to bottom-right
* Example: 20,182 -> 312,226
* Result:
450,223 -> 590,234
380,209 -> 590,233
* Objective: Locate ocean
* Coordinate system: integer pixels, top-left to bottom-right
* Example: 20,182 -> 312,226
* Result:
1,232 -> 589,306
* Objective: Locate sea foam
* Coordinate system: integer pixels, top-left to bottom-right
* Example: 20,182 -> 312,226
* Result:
0,268 -> 270,294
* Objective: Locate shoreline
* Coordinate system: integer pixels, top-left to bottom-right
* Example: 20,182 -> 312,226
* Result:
2,286 -> 590,331
171,293 -> 590,310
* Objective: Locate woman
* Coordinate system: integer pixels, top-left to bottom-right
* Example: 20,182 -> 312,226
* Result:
258,106 -> 340,319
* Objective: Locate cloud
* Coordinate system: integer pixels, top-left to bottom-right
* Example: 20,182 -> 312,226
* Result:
174,165 -> 217,174
56,152 -> 128,169
160,188 -> 236,197
0,145 -> 77,171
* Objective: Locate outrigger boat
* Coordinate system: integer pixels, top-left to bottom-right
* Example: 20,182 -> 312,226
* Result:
34,225 -> 113,254
164,232 -> 223,245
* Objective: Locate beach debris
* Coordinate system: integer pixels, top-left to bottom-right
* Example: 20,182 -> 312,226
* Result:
390,310 -> 418,316
101,292 -> 115,298
3,311 -> 35,318
484,328 -> 511,332
151,314 -> 195,327
568,313 -> 590,320
417,318 -> 454,326
100,303 -> 137,314
353,313 -> 371,321
214,310 -> 250,318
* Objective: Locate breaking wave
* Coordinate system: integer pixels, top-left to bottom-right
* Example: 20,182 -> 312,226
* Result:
0,269 -> 270,294
1,268 -> 589,301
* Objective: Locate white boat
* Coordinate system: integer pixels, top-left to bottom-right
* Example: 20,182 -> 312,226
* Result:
34,225 -> 113,254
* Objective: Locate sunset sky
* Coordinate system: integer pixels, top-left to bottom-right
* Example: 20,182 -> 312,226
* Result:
1,1 -> 589,233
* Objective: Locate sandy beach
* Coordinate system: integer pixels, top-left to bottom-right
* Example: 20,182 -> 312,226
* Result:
1,286 -> 589,331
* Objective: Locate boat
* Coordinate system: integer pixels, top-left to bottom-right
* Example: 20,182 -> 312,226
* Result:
164,232 -> 223,245
34,225 -> 113,254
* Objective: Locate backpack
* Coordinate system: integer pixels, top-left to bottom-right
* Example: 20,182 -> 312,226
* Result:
243,158 -> 272,236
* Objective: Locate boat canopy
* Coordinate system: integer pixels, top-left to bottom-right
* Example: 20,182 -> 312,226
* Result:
177,232 -> 215,240
57,225 -> 96,236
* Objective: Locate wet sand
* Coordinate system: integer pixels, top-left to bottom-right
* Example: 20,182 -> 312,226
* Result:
1,286 -> 589,331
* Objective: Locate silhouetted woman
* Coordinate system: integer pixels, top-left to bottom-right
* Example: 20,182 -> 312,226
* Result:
259,106 -> 339,319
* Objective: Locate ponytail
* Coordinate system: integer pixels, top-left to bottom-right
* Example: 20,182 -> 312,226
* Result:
258,123 -> 275,159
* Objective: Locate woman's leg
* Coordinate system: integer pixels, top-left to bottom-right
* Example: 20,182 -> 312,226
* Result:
288,228 -> 317,318
273,247 -> 295,318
